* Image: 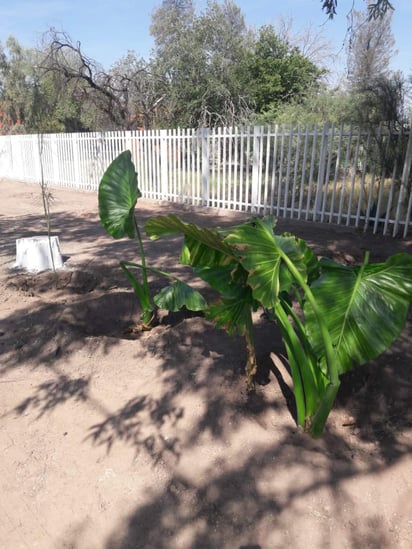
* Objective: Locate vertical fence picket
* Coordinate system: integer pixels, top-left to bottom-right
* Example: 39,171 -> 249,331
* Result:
329,124 -> 344,224
246,126 -> 252,212
269,125 -> 279,216
320,124 -> 334,223
385,128 -> 404,235
346,127 -> 362,226
146,130 -> 152,198
258,127 -> 265,211
355,129 -> 371,228
395,126 -> 412,237
201,128 -> 209,206
182,128 -> 187,202
169,128 -> 175,201
363,125 -> 380,231
160,129 -> 168,200
290,125 -> 301,219
277,126 -> 286,217
384,162 -> 397,236
373,127 -> 393,234
297,125 -> 309,220
191,128 -> 197,203
154,130 -> 160,200
313,123 -> 330,221
262,126 -> 271,215
404,185 -> 412,238
226,127 -> 231,209
238,126 -> 245,210
143,131 -> 150,198
221,127 -> 226,208
305,125 -> 318,221
210,128 -> 215,208
231,126 -> 237,209
337,125 -> 353,225
282,125 -> 293,218
229,127 -> 235,210
251,126 -> 261,214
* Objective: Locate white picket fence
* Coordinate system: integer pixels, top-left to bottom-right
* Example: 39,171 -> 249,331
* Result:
1,124 -> 411,237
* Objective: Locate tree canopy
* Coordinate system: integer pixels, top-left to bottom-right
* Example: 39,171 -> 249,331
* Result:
0,0 -> 406,134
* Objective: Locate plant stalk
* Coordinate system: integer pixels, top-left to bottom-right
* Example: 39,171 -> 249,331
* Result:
132,216 -> 155,326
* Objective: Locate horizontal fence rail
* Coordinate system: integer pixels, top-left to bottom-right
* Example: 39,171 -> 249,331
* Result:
0,124 -> 411,237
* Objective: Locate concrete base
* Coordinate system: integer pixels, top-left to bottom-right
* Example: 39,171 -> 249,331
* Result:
14,236 -> 64,272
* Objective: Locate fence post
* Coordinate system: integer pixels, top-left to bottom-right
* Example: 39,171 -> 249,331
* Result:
34,134 -> 42,182
50,134 -> 59,185
313,123 -> 329,221
251,126 -> 263,214
72,134 -> 80,187
201,127 -> 210,206
395,124 -> 412,237
160,129 -> 168,199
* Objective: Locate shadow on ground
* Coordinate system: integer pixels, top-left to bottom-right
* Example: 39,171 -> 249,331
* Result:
1,193 -> 411,548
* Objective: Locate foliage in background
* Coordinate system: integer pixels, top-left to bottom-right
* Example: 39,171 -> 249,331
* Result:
0,37 -> 36,133
245,25 -> 324,118
150,0 -> 255,127
0,1 -> 331,132
0,0 -> 407,133
262,85 -> 352,126
345,8 -> 406,129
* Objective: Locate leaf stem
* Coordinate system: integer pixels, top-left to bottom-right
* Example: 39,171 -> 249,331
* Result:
279,250 -> 337,385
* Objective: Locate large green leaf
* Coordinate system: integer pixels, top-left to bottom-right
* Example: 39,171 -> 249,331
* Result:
225,216 -> 316,309
154,280 -> 207,312
146,214 -> 235,267
194,263 -> 248,297
98,150 -> 141,239
206,285 -> 256,337
304,253 -> 412,374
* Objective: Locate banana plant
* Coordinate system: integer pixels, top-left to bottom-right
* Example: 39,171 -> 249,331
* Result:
98,151 -> 207,329
146,214 -> 412,437
145,214 -> 260,387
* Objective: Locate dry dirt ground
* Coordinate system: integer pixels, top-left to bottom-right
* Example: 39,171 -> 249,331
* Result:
0,178 -> 411,549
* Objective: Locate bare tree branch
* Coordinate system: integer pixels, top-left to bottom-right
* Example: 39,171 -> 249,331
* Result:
38,29 -> 165,130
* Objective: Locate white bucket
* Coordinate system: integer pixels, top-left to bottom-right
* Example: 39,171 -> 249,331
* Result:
14,236 -> 64,272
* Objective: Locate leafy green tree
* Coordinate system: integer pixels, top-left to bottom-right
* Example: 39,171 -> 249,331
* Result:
149,0 -> 196,126
0,37 -> 35,133
0,35 -> 90,134
345,8 -> 406,128
150,0 -> 195,60
264,84 -> 352,126
246,25 -> 324,118
32,64 -> 89,133
150,0 -> 254,126
347,8 -> 395,89
191,0 -> 254,125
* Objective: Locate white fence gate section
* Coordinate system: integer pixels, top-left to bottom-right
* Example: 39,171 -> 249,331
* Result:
0,124 -> 411,237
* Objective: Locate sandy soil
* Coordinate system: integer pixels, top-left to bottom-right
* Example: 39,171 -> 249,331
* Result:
0,178 -> 411,549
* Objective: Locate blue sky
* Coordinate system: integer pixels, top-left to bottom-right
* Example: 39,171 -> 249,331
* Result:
0,0 -> 410,78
